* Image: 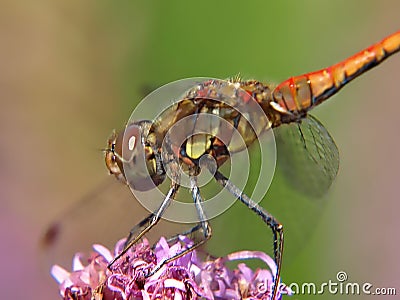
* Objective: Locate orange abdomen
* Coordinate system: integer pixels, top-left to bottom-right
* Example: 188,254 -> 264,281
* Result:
272,30 -> 400,113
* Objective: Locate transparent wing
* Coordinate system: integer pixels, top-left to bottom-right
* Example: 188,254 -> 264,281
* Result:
40,177 -> 184,270
209,116 -> 339,268
273,114 -> 339,198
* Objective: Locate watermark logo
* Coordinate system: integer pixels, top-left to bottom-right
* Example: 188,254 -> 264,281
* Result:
287,271 -> 396,296
122,78 -> 276,223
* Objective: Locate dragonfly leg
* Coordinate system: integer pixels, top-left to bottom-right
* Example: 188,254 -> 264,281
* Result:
124,212 -> 154,247
146,176 -> 211,277
123,212 -> 202,252
213,169 -> 284,300
108,183 -> 179,268
161,224 -> 202,246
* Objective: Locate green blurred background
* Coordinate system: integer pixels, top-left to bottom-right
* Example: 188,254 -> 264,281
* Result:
1,1 -> 399,299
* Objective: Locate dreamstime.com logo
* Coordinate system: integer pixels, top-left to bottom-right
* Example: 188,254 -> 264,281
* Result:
286,271 -> 397,296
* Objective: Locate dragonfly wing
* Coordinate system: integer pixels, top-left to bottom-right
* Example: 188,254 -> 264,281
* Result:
40,178 -> 140,269
40,177 -> 183,271
274,114 -> 339,198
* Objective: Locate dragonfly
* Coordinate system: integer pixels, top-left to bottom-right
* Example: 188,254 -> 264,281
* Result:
44,31 -> 400,299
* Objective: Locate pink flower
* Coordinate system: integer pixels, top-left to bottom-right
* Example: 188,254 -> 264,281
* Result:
51,236 -> 292,299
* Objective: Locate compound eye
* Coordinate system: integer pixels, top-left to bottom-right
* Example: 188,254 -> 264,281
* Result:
115,124 -> 141,164
115,122 -> 164,191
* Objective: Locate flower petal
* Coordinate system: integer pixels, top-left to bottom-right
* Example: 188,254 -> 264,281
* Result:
164,278 -> 186,291
51,265 -> 70,284
72,253 -> 85,271
93,244 -> 113,262
226,250 -> 277,276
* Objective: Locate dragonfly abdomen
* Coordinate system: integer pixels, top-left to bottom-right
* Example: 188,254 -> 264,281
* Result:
271,30 -> 400,116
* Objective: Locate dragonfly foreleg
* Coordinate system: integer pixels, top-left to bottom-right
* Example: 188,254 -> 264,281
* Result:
161,224 -> 202,246
124,212 -> 154,247
145,176 -> 211,277
213,169 -> 284,300
107,183 -> 179,268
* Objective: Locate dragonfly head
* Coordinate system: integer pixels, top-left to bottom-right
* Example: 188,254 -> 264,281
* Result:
105,121 -> 165,191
